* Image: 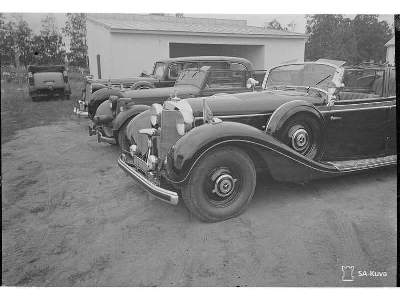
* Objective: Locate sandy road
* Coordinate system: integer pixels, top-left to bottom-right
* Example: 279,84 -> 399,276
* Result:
1,118 -> 397,286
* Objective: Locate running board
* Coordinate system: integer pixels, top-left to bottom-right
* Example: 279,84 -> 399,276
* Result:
327,155 -> 397,172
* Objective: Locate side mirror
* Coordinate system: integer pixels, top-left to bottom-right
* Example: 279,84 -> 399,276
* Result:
246,78 -> 259,90
140,70 -> 149,77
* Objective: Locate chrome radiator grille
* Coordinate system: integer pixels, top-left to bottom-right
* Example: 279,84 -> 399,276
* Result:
128,110 -> 153,155
158,110 -> 182,160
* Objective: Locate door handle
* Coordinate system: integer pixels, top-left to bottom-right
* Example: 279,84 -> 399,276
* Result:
330,116 -> 342,121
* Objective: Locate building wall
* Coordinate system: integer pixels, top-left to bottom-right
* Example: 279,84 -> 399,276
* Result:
386,45 -> 395,66
89,27 -> 305,78
86,21 -> 112,79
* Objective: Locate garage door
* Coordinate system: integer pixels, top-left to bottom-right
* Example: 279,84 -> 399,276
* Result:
169,43 -> 265,69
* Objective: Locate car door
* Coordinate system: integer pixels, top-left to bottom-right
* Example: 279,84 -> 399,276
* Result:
322,97 -> 392,160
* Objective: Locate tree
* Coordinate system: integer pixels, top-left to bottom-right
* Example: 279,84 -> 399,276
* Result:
13,19 -> 34,66
352,15 -> 392,63
31,14 -> 66,65
0,14 -> 34,66
62,13 -> 87,67
0,14 -> 16,65
266,19 -> 287,31
305,14 -> 392,65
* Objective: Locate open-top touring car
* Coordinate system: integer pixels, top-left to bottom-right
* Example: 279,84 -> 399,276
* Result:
118,61 -> 396,222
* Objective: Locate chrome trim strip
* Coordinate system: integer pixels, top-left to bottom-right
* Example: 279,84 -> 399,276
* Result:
118,155 -> 179,205
216,113 -> 270,119
321,105 -> 395,113
194,113 -> 270,122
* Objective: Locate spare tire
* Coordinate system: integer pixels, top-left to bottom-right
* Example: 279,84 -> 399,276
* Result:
88,88 -> 123,119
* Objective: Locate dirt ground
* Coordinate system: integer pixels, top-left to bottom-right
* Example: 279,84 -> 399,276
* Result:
1,81 -> 397,286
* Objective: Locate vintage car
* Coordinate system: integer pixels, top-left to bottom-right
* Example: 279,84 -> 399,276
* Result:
73,56 -> 256,117
90,67 -> 263,149
28,65 -> 71,101
118,61 -> 396,222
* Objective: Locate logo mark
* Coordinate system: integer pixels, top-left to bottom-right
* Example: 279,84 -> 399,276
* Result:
342,266 -> 355,281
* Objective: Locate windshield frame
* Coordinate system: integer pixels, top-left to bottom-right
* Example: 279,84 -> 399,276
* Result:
262,62 -> 344,94
174,68 -> 208,89
152,62 -> 167,79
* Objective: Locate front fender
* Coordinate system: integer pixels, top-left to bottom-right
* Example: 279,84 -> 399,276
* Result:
165,121 -> 340,184
265,100 -> 324,136
113,104 -> 151,132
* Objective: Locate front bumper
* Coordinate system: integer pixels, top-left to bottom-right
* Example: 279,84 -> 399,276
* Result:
118,154 -> 179,205
30,87 -> 67,97
73,100 -> 88,117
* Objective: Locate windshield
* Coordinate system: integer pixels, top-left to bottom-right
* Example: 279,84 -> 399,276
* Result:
152,62 -> 166,79
174,69 -> 207,88
266,63 -> 337,92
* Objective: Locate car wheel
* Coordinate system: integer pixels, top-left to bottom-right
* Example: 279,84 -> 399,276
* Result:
277,113 -> 322,160
181,146 -> 256,222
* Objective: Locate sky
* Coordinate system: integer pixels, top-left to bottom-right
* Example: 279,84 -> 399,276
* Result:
3,13 -> 395,35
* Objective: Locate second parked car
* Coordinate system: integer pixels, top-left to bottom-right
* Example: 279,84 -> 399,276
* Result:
74,56 -> 256,117
90,66 -> 263,149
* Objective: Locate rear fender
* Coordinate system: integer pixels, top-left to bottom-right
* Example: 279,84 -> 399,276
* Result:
113,104 -> 151,132
165,121 -> 339,185
265,100 -> 325,136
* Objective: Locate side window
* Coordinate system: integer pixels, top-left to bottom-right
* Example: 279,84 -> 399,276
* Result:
204,70 -> 246,90
183,62 -> 198,70
230,63 -> 247,71
168,63 -> 183,80
199,61 -> 230,69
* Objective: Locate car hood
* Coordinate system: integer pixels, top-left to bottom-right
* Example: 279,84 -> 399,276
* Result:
185,89 -> 325,117
121,85 -> 200,100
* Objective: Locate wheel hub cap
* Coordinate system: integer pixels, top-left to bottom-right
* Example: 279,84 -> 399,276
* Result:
212,173 -> 237,198
291,128 -> 309,151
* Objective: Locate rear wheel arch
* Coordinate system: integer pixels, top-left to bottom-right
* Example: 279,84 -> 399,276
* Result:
266,100 -> 325,136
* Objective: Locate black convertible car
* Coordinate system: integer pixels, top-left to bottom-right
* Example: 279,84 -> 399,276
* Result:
119,61 -> 396,222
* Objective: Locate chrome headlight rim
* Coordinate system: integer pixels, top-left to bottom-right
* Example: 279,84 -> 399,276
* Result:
175,111 -> 193,136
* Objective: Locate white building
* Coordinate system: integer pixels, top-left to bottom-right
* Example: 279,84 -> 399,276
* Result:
385,37 -> 395,66
86,14 -> 307,79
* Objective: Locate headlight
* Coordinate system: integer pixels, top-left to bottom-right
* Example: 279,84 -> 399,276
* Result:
176,112 -> 191,136
150,103 -> 163,127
